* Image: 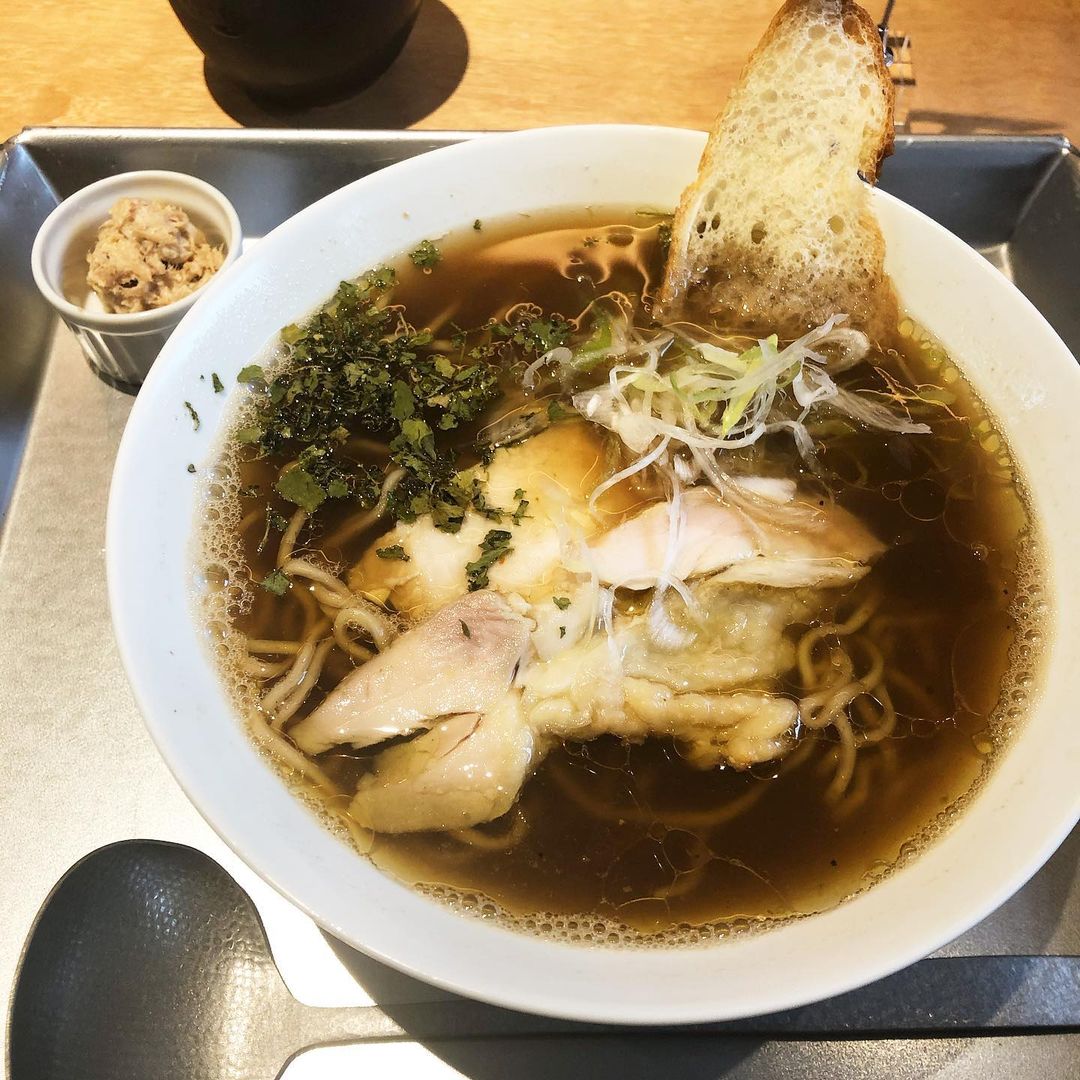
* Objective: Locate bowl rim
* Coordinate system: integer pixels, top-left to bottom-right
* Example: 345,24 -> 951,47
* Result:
30,168 -> 243,330
106,124 -> 1080,1025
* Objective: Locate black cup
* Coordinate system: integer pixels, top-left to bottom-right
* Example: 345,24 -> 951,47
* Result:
170,0 -> 424,105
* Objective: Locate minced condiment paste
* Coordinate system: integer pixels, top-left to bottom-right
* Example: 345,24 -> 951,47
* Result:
85,197 -> 224,314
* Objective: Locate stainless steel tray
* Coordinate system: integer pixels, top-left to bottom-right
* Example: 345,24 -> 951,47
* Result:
1,128 -> 1078,1079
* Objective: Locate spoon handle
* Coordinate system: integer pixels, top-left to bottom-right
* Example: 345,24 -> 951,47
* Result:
285,955 -> 1080,1048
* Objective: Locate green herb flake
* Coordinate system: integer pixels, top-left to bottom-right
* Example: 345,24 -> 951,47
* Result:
657,222 -> 673,251
547,399 -> 572,421
261,569 -> 291,596
391,380 -> 416,421
559,625 -> 567,638
235,426 -> 262,445
511,495 -> 530,526
257,507 -> 290,555
186,463 -> 196,474
409,240 -> 442,270
527,317 -> 571,352
274,467 -> 326,513
553,596 -> 571,610
473,219 -> 482,231
211,372 -> 224,393
376,544 -> 410,561
229,264 -> 579,539
183,402 -> 200,431
491,312 -> 572,357
465,529 -> 513,591
460,620 -> 472,638
237,364 -> 265,384
390,417 -> 437,475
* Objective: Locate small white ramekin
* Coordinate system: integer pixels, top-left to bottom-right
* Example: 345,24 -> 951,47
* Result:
31,170 -> 242,389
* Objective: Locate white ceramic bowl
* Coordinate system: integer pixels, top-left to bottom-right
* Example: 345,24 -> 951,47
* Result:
31,170 -> 242,388
107,126 -> 1080,1024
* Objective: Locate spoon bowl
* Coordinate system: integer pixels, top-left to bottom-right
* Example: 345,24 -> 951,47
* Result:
7,841 -> 400,1080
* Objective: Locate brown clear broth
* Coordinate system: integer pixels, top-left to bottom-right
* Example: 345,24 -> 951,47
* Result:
224,211 -> 1033,938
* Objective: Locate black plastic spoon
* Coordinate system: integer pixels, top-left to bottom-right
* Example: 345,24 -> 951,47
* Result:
8,840 -> 616,1080
9,840 -> 1080,1080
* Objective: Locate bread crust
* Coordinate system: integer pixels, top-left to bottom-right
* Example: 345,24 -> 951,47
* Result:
658,0 -> 897,340
757,1 -> 895,174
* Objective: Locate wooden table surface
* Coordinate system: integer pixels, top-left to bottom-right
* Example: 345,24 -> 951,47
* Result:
2,0 -> 1078,143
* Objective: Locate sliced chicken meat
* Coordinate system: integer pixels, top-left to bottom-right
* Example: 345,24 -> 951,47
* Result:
350,694 -> 546,832
589,486 -> 884,590
348,584 -> 822,832
289,590 -> 531,755
522,582 -> 814,769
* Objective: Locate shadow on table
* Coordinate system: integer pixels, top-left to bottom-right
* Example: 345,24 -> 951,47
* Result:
407,1035 -> 763,1078
320,932 -> 759,1075
905,110 -> 1064,136
320,931 -> 1000,1077
204,0 -> 469,130
318,934 -> 1060,1078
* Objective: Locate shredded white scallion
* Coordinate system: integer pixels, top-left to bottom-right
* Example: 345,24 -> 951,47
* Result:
522,304 -> 928,650
827,386 -> 931,434
523,346 -> 572,389
645,465 -> 699,650
572,313 -> 926,477
588,435 -> 670,512
598,586 -> 622,671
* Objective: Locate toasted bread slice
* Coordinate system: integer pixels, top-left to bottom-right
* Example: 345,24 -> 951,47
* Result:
657,0 -> 896,342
